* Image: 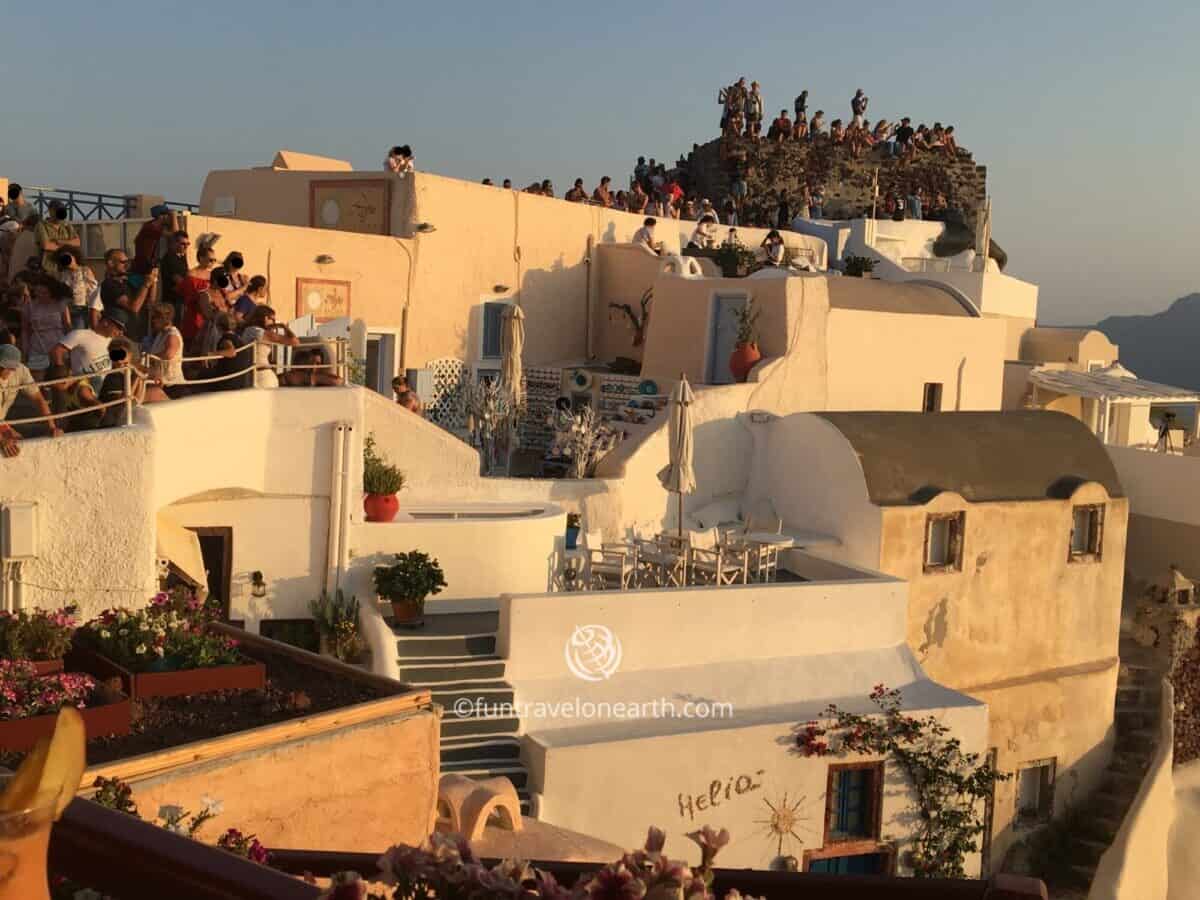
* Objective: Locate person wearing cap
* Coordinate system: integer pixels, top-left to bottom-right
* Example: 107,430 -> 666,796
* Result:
34,201 -> 80,273
50,307 -> 130,379
1,344 -> 61,457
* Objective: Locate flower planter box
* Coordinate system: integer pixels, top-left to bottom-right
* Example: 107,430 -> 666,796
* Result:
0,697 -> 132,752
31,659 -> 64,676
67,647 -> 266,701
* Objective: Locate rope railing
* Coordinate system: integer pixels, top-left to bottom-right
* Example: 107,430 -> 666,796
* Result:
4,339 -> 350,431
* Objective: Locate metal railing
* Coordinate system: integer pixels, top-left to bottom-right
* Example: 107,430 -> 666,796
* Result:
18,185 -> 198,221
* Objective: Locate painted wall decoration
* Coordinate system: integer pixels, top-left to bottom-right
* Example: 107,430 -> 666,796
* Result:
308,179 -> 391,235
296,278 -> 352,322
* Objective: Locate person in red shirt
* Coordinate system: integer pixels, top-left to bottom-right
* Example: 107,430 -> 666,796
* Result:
769,110 -> 792,143
131,206 -> 178,278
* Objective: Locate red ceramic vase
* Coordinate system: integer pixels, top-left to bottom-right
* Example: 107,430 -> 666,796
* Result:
363,493 -> 399,523
729,342 -> 762,383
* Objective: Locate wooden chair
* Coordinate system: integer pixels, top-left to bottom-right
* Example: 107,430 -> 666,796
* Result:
636,533 -> 689,587
586,531 -> 636,590
689,527 -> 750,586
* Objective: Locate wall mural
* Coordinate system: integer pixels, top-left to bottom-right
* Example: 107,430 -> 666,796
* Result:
308,179 -> 391,235
295,278 -> 351,322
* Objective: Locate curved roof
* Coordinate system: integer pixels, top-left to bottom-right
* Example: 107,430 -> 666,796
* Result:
826,278 -> 975,317
816,411 -> 1124,505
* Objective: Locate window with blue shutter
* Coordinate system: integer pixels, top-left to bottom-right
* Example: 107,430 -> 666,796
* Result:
481,302 -> 506,358
825,763 -> 882,842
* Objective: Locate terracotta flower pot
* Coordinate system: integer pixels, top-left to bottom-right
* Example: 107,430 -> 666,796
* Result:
729,342 -> 762,382
363,492 -> 399,523
390,598 -> 424,628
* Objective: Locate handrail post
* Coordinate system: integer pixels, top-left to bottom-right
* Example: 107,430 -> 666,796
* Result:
123,365 -> 133,426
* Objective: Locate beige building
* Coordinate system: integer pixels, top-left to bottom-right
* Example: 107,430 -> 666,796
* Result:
738,410 -> 1128,869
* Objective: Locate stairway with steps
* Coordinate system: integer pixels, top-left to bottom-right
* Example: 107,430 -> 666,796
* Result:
395,612 -> 534,815
1042,638 -> 1165,897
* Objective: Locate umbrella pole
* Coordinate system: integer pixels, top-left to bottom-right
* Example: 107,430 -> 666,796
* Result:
676,376 -> 686,538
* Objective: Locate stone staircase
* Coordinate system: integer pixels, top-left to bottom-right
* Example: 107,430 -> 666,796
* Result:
1044,638 -> 1165,896
394,612 -> 534,816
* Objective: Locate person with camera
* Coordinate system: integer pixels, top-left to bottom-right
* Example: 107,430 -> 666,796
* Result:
100,248 -> 157,325
55,247 -> 103,331
34,201 -> 80,273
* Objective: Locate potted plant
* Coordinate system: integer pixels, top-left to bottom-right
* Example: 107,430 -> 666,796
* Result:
842,254 -> 878,277
0,607 -> 77,674
0,659 -> 131,751
373,552 -> 447,628
363,434 -> 406,523
309,589 -> 366,664
71,593 -> 265,700
713,241 -> 757,278
565,513 -> 582,549
728,299 -> 762,382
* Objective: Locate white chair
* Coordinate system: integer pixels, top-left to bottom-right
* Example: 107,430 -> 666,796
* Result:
689,527 -> 750,586
636,533 -> 690,587
586,530 -> 636,590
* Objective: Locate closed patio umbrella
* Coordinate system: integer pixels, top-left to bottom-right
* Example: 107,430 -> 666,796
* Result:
500,305 -> 526,406
658,373 -> 697,536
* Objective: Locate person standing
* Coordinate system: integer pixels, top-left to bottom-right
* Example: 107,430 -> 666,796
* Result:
775,190 -> 791,229
745,81 -> 764,140
793,91 -> 808,127
592,176 -> 613,207
130,205 -> 178,281
2,184 -> 34,223
100,249 -> 155,323
159,230 -> 192,322
34,202 -> 79,273
851,89 -> 869,128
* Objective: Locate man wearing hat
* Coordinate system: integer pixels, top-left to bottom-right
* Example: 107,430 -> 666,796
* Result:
1,344 -> 61,458
50,307 -> 130,380
34,200 -> 80,273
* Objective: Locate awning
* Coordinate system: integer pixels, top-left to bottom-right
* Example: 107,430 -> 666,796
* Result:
155,515 -> 207,587
1030,367 -> 1200,404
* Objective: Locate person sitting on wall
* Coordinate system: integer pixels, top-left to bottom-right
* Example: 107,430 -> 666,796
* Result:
1,343 -> 61,456
280,347 -> 344,387
829,119 -> 845,145
891,117 -> 914,158
385,145 -> 414,176
631,217 -> 659,255
942,125 -> 960,158
628,182 -> 649,214
791,114 -> 807,142
687,214 -> 718,250
768,110 -> 792,143
392,374 -> 410,402
809,110 -> 825,141
565,179 -> 588,203
761,230 -> 786,266
540,179 -> 554,198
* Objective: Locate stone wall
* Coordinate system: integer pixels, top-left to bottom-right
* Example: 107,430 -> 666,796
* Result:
683,135 -> 987,231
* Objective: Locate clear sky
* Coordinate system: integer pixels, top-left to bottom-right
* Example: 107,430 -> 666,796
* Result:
2,1 -> 1196,324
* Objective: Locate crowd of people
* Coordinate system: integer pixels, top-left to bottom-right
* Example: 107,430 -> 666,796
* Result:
0,186 -> 342,458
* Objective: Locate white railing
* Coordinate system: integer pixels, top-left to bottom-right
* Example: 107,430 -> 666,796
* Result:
4,366 -> 135,429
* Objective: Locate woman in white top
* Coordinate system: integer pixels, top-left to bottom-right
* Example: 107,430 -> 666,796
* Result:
761,230 -> 786,266
687,215 -> 718,250
240,305 -> 299,389
145,302 -> 186,396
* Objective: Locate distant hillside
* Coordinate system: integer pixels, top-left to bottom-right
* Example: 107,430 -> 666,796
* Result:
1094,294 -> 1200,390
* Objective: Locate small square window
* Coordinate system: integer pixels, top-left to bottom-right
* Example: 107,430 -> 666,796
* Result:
924,512 -> 965,573
825,763 -> 883,843
1015,758 -> 1056,827
1069,504 -> 1104,562
922,382 -> 943,413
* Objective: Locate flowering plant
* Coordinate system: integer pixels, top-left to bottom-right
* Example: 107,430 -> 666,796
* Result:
76,595 -> 242,673
217,828 -> 270,865
0,607 -> 77,661
0,659 -> 95,721
373,824 -> 744,900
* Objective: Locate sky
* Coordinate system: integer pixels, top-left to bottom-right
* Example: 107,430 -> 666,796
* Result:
2,0 -> 1197,325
